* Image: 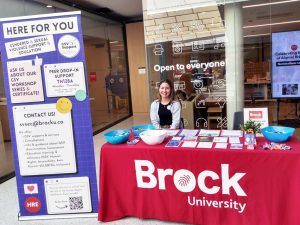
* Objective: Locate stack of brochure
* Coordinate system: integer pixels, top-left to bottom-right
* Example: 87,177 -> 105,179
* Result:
165,129 -> 244,149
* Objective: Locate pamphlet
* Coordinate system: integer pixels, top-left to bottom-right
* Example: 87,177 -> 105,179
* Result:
171,136 -> 183,141
179,129 -> 199,137
230,143 -> 243,149
197,142 -> 213,148
213,137 -> 228,143
221,129 -> 243,137
214,143 -> 228,149
182,136 -> 198,142
165,140 -> 181,147
198,129 -> 220,137
199,136 -> 214,142
229,137 -> 241,144
181,141 -> 198,148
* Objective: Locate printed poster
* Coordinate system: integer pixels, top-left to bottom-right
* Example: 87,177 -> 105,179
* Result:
0,11 -> 98,219
13,103 -> 76,176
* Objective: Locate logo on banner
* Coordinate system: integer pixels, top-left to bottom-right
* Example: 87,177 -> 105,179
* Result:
134,160 -> 247,213
134,160 -> 246,196
24,196 -> 41,213
291,44 -> 298,51
24,183 -> 38,194
249,111 -> 263,119
58,34 -> 80,58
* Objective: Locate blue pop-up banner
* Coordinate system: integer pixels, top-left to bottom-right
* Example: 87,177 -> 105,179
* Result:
0,11 -> 98,220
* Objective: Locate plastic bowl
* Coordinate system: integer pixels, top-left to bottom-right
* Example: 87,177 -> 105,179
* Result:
104,130 -> 130,144
131,124 -> 155,136
140,130 -> 167,145
261,126 -> 295,142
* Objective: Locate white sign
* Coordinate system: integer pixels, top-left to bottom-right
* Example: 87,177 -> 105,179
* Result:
44,177 -> 92,214
7,60 -> 44,103
44,62 -> 86,97
3,16 -> 78,38
58,35 -> 80,58
272,31 -> 300,98
5,35 -> 55,59
243,108 -> 269,128
13,103 -> 77,176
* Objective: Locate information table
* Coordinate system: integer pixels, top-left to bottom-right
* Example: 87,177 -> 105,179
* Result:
98,136 -> 300,225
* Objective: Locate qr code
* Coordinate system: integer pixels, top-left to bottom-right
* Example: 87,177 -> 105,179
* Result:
69,196 -> 83,210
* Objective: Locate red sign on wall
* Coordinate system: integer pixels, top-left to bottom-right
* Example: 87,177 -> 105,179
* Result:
89,72 -> 96,82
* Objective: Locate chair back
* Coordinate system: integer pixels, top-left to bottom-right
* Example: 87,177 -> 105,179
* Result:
233,111 -> 244,130
179,118 -> 184,129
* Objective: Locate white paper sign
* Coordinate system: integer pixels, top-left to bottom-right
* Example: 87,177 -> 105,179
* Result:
243,108 -> 269,128
44,62 -> 86,97
13,103 -> 77,176
3,16 -> 78,38
214,142 -> 228,149
44,177 -> 92,214
197,142 -> 213,148
5,35 -> 55,59
7,60 -> 44,103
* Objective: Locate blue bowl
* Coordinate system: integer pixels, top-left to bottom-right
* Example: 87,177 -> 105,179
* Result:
131,124 -> 155,136
261,126 -> 295,142
104,130 -> 130,144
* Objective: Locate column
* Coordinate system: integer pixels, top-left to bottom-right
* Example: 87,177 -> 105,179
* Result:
225,3 -> 244,129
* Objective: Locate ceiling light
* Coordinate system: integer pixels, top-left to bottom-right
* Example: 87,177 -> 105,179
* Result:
244,33 -> 270,38
243,0 -> 300,8
243,20 -> 300,29
46,5 -> 53,8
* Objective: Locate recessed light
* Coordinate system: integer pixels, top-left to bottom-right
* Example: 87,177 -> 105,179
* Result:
46,5 -> 53,8
243,0 -> 300,8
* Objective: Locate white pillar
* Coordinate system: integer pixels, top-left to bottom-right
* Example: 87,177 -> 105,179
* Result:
225,3 -> 244,129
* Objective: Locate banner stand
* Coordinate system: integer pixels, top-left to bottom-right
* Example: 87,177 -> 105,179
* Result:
0,11 -> 99,220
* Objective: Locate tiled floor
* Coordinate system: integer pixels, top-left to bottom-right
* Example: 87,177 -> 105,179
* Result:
91,109 -> 129,132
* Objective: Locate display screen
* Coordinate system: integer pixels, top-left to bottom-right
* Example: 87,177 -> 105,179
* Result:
272,30 -> 300,98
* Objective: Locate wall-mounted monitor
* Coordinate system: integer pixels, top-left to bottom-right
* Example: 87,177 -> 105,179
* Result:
272,30 -> 300,98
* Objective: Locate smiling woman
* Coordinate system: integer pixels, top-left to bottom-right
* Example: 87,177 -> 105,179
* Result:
150,79 -> 181,129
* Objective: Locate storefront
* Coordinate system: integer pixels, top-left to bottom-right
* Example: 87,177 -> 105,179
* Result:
143,0 -> 300,130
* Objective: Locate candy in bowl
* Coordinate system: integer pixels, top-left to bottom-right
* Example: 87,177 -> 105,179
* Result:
261,126 -> 295,142
104,129 -> 130,144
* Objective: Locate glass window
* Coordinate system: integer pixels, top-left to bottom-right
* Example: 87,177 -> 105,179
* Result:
143,0 -> 300,130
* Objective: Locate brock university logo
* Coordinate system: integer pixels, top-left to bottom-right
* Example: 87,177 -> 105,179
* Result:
134,160 -> 247,196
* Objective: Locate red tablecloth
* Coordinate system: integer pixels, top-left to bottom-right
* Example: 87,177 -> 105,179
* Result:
98,136 -> 300,225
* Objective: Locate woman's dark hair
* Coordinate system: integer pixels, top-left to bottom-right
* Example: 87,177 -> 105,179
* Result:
157,79 -> 175,102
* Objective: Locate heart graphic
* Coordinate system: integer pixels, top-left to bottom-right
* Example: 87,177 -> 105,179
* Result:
27,185 -> 35,192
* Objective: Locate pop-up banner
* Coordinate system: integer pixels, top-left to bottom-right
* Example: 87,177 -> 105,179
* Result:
0,11 -> 98,220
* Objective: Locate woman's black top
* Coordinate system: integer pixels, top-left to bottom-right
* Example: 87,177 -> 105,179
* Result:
158,102 -> 172,126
